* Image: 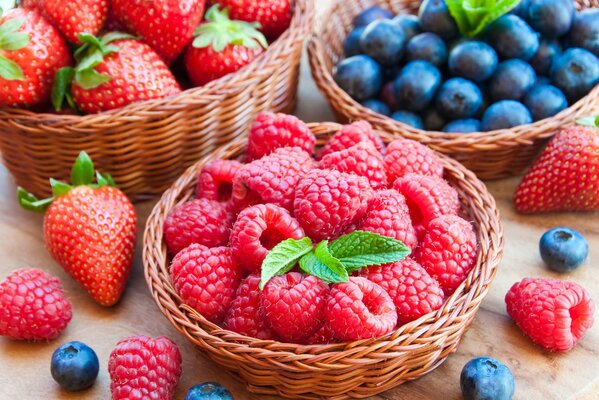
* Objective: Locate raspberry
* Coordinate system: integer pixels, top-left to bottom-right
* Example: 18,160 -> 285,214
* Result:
384,139 -> 444,184
263,272 -> 329,343
232,146 -> 315,212
196,159 -> 242,204
505,278 -> 595,352
294,168 -> 374,241
327,277 -> 398,341
171,244 -> 241,323
223,274 -> 275,340
246,112 -> 316,161
305,323 -> 338,345
109,335 -> 182,400
318,121 -> 386,160
359,258 -> 444,324
163,198 -> 235,256
357,189 -> 418,249
319,142 -> 387,189
0,268 -> 72,340
415,215 -> 478,296
230,204 -> 305,272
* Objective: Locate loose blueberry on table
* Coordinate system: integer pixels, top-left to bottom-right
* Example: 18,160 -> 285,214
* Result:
51,341 -> 99,391
460,357 -> 515,400
539,227 -> 589,272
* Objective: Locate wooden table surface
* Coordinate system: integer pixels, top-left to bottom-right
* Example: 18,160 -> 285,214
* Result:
1,3 -> 599,400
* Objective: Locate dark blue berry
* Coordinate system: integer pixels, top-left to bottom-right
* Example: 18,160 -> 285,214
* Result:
353,6 -> 394,28
489,59 -> 537,101
361,99 -> 391,116
185,382 -> 234,400
540,227 -> 589,273
422,108 -> 446,130
334,55 -> 382,101
460,357 -> 515,400
511,0 -> 531,19
51,341 -> 99,391
436,77 -> 483,119
550,47 -> 599,103
392,14 -> 422,41
359,19 -> 407,65
449,41 -> 498,82
406,32 -> 448,67
527,0 -> 574,38
485,14 -> 539,60
481,100 -> 532,130
391,110 -> 424,129
343,27 -> 365,57
443,119 -> 481,133
418,0 -> 458,40
380,81 -> 398,110
530,39 -> 561,76
534,76 -> 552,87
523,84 -> 568,120
569,9 -> 599,57
393,60 -> 442,111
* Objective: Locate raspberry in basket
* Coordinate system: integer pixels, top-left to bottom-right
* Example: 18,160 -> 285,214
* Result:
196,159 -> 242,204
318,121 -> 385,160
306,323 -> 338,345
384,138 -> 444,184
319,142 -> 387,189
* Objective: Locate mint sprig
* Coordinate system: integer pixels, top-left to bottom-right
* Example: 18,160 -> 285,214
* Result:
260,237 -> 313,289
446,0 -> 520,38
299,241 -> 348,283
576,116 -> 599,128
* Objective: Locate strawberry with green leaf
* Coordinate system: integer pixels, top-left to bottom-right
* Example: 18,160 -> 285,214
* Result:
18,152 -> 137,307
217,0 -> 292,40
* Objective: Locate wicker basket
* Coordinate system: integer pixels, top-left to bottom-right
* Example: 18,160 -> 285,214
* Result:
143,122 -> 504,399
308,0 -> 599,180
0,0 -> 314,201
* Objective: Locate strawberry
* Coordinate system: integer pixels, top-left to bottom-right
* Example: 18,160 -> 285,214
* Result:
184,5 -> 267,87
52,32 -> 181,114
111,0 -> 206,64
18,152 -> 137,307
514,117 -> 599,213
217,0 -> 292,40
0,7 -> 71,107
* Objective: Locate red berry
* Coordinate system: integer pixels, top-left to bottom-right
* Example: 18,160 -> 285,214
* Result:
0,268 -> 72,340
219,0 -> 292,40
319,142 -> 387,189
263,272 -> 329,343
359,258 -> 444,324
318,121 -> 385,160
294,168 -> 374,241
246,112 -> 316,161
109,335 -> 182,399
163,198 -> 235,256
171,244 -> 241,323
415,215 -> 478,296
196,159 -> 242,204
357,189 -> 418,249
230,204 -> 305,273
305,323 -> 338,345
384,139 -> 444,184
232,146 -> 315,212
505,278 -> 595,352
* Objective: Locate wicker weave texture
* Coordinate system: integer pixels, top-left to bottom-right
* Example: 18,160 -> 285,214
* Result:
143,122 -> 504,399
308,0 -> 599,180
0,0 -> 314,201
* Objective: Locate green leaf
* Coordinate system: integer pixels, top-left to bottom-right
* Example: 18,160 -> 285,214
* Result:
259,237 -> 313,289
100,32 -> 135,45
96,171 -> 115,187
0,17 -> 23,38
51,67 -> 75,112
50,178 -> 72,196
74,68 -> 111,89
76,49 -> 104,72
299,251 -> 349,284
576,116 -> 599,128
71,151 -> 95,186
0,31 -> 28,50
446,0 -> 520,37
17,187 -> 53,213
78,32 -> 103,49
0,55 -> 23,80
329,231 -> 410,273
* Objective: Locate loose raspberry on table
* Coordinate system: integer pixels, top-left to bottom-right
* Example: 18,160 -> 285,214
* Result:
163,198 -> 235,256
109,335 -> 182,400
318,121 -> 386,160
506,278 -> 595,352
263,272 -> 329,343
319,142 -> 387,189
196,159 -> 242,204
327,277 -> 398,341
359,258 -> 444,324
230,204 -> 305,273
0,268 -> 72,340
232,146 -> 315,212
415,215 -> 478,296
171,244 -> 241,323
357,189 -> 418,249
246,112 -> 316,161
384,139 -> 444,184
294,168 -> 374,241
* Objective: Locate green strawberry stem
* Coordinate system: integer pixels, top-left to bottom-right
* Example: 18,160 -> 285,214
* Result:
576,116 -> 599,128
18,151 -> 116,213
0,12 -> 30,81
446,0 -> 521,38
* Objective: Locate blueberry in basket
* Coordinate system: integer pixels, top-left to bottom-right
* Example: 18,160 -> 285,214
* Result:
406,32 -> 448,67
529,39 -> 562,76
443,119 -> 482,133
527,0 -> 575,39
550,48 -> 599,103
523,84 -> 568,121
448,41 -> 498,82
481,100 -> 533,131
393,60 -> 442,111
392,14 -> 422,41
343,27 -> 366,57
418,0 -> 459,40
334,55 -> 382,101
485,14 -> 540,60
489,60 -> 537,101
391,110 -> 424,128
568,9 -> 599,56
436,78 -> 483,120
353,6 -> 394,28
360,19 -> 407,65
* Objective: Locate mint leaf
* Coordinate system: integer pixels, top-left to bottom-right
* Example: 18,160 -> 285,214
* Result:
446,0 -> 520,37
329,231 -> 410,273
260,237 -> 313,289
299,251 -> 349,284
577,116 -> 599,128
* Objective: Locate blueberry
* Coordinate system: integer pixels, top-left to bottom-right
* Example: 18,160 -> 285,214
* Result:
485,14 -> 540,60
392,14 -> 422,41
489,59 -> 537,101
436,77 -> 483,119
334,55 -> 383,101
534,76 -> 552,87
344,27 -> 365,57
550,47 -> 599,102
449,41 -> 498,82
391,110 -> 424,128
530,39 -> 561,76
185,382 -> 234,400
569,9 -> 599,57
380,81 -> 398,110
360,19 -> 407,65
443,119 -> 481,133
423,108 -> 446,130
523,84 -> 568,120
393,60 -> 442,111
51,341 -> 99,391
481,100 -> 532,130
460,357 -> 515,400
527,0 -> 574,38
353,6 -> 394,28
361,99 -> 391,116
406,32 -> 448,67
511,0 -> 531,19
418,0 -> 458,40
539,227 -> 589,272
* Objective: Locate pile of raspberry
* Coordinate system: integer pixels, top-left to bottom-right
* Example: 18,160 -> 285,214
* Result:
164,112 -> 479,344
